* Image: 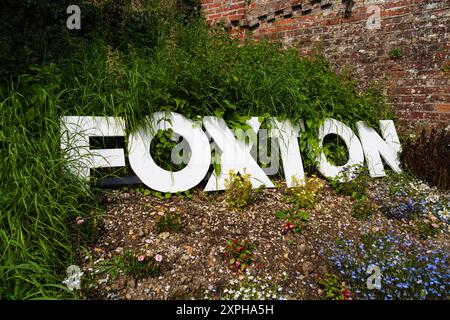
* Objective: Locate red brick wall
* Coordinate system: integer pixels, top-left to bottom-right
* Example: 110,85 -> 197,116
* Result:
201,0 -> 450,131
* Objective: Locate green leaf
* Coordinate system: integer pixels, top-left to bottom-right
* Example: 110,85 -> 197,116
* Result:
275,211 -> 288,219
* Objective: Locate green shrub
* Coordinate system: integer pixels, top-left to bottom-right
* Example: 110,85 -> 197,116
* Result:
400,128 -> 449,190
330,166 -> 370,201
224,170 -> 254,210
284,175 -> 324,209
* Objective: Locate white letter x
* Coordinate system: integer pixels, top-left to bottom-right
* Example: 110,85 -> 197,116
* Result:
203,116 -> 274,191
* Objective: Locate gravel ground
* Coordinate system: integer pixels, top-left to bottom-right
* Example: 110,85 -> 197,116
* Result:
81,178 -> 449,300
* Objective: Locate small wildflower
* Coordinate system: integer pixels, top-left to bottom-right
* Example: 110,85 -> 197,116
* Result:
76,217 -> 84,225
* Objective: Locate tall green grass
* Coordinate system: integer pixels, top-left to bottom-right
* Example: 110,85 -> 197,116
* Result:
0,88 -> 100,299
0,1 -> 393,299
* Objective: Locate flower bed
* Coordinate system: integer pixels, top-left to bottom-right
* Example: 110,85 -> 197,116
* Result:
71,173 -> 449,300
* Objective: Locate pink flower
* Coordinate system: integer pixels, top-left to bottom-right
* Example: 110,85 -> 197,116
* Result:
137,255 -> 145,262
169,207 -> 176,213
235,261 -> 241,269
76,217 -> 84,225
157,211 -> 164,216
155,254 -> 163,262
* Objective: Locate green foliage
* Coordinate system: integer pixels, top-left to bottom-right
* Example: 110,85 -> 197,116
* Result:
0,91 -> 100,299
318,273 -> 350,300
224,170 -> 256,210
0,0 -> 392,299
150,128 -> 188,172
224,240 -> 256,272
0,0 -> 200,82
352,198 -> 375,220
442,60 -> 450,75
322,134 -> 349,166
330,166 -> 370,201
388,48 -> 402,59
284,175 -> 324,209
275,210 -> 310,235
330,166 -> 373,219
99,250 -> 160,280
154,209 -> 184,233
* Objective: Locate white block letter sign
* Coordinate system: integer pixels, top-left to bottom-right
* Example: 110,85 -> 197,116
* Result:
357,120 -> 402,177
61,116 -> 126,181
203,117 -> 274,191
270,119 -> 305,187
316,118 -> 365,181
128,112 -> 211,193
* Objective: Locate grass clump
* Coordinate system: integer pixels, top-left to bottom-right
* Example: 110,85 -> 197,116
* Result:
0,92 -> 100,299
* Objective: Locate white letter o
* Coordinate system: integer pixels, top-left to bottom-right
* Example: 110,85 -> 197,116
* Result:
128,112 -> 211,193
316,118 -> 364,181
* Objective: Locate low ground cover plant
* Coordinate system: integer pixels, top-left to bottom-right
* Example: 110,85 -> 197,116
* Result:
370,174 -> 449,225
205,276 -> 287,300
275,210 -> 310,235
318,273 -> 351,300
224,239 -> 256,272
224,170 -> 254,210
154,208 -> 184,233
224,170 -> 264,210
327,231 -> 449,300
98,250 -> 162,281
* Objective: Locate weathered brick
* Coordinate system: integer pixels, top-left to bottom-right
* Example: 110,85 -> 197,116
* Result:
201,0 -> 450,130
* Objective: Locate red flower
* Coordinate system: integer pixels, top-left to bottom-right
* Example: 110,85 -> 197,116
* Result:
342,289 -> 351,300
288,223 -> 295,229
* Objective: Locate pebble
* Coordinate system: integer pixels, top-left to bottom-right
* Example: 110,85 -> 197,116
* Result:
159,232 -> 170,240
